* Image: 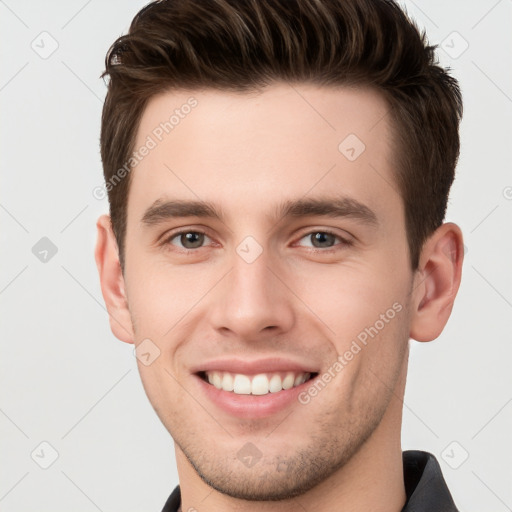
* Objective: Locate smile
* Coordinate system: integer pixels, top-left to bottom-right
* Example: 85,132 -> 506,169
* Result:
199,370 -> 317,395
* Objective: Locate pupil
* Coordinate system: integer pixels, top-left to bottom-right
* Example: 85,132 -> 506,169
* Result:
182,232 -> 203,248
313,232 -> 333,248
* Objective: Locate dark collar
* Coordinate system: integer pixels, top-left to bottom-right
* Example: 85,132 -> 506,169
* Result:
401,450 -> 459,511
162,450 -> 459,512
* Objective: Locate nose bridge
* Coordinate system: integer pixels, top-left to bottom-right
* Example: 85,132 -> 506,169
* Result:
232,245 -> 272,299
209,239 -> 295,338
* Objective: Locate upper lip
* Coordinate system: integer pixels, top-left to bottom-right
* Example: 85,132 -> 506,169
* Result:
191,357 -> 319,375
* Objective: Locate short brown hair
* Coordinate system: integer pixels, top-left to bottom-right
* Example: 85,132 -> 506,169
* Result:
100,0 -> 462,271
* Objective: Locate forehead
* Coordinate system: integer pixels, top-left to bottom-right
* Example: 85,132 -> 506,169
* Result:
128,83 -> 400,226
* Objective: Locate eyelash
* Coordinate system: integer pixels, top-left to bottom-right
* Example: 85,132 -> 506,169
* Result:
160,228 -> 353,254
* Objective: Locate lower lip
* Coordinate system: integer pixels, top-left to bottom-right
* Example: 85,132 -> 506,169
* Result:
194,374 -> 315,419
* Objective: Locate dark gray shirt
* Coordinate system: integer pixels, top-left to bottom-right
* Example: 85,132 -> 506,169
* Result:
161,450 -> 459,511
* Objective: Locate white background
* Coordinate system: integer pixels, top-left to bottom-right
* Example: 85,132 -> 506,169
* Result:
1,0 -> 511,510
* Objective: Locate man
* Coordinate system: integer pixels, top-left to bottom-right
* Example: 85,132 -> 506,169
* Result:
95,0 -> 464,510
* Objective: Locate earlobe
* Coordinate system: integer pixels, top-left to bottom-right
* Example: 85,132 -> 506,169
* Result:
94,214 -> 135,344
409,222 -> 464,342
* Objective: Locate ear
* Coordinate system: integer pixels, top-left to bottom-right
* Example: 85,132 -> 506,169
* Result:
409,222 -> 464,342
94,214 -> 135,344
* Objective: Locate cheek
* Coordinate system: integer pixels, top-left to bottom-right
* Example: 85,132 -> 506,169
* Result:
136,358 -> 189,434
290,261 -> 410,393
124,258 -> 213,337
290,261 -> 408,338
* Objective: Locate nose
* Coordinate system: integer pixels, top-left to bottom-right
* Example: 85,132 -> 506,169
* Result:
208,246 -> 295,341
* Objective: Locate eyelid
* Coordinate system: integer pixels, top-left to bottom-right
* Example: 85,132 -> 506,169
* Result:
160,226 -> 353,253
293,228 -> 353,249
161,227 -> 212,247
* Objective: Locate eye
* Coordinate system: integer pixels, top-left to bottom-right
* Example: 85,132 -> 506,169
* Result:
163,230 -> 213,250
160,228 -> 352,253
295,230 -> 352,251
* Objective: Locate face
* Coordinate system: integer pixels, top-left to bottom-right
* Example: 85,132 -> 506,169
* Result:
122,84 -> 415,499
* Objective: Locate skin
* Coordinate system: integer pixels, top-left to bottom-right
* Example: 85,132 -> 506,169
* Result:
95,83 -> 464,512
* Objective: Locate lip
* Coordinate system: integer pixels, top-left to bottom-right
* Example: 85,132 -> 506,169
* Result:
193,373 -> 317,418
190,357 -> 318,376
190,357 -> 320,419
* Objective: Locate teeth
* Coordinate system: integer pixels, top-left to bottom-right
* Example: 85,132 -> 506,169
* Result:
221,372 -> 234,391
233,374 -> 251,394
251,374 -> 269,395
269,374 -> 282,393
212,372 -> 222,389
205,371 -> 311,395
282,373 -> 295,390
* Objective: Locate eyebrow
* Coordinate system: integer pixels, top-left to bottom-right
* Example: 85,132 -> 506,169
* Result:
141,196 -> 378,227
